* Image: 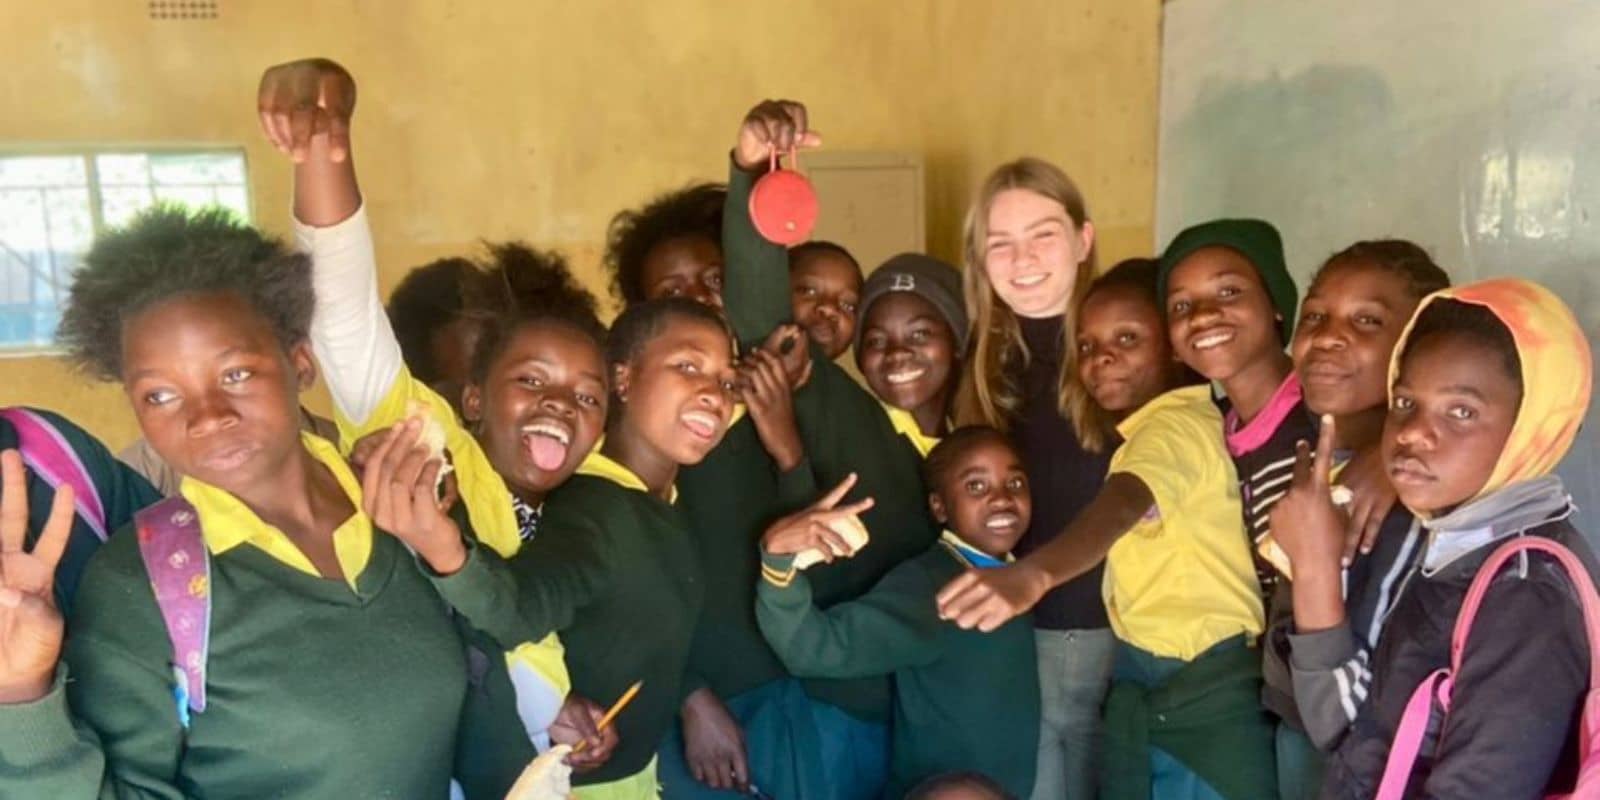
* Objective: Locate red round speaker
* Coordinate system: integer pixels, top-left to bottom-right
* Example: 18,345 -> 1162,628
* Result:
748,148 -> 819,246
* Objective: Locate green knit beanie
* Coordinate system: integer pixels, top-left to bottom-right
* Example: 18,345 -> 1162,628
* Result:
1156,218 -> 1297,341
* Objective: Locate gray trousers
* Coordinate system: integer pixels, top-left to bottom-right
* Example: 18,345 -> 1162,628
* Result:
1030,628 -> 1116,800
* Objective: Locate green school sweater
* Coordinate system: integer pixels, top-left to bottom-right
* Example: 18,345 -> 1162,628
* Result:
723,160 -> 939,608
0,521 -> 513,799
756,544 -> 1041,799
1101,639 -> 1274,800
722,161 -> 941,722
0,407 -> 161,613
671,160 -> 827,704
791,358 -> 940,606
677,436 -> 820,700
434,473 -> 705,785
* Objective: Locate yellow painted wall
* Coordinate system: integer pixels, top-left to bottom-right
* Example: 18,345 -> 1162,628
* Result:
0,0 -> 1159,449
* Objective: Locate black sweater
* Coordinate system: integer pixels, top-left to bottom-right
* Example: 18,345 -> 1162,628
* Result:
1011,316 -> 1111,631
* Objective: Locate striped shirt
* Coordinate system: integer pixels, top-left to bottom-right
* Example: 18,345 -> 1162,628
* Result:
511,494 -> 541,542
1219,375 -> 1318,592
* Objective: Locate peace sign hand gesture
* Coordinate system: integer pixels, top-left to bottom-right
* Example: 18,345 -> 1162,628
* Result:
0,450 -> 75,704
1268,415 -> 1348,581
761,473 -> 874,562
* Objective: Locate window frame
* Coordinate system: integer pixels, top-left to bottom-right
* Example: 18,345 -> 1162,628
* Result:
0,143 -> 253,357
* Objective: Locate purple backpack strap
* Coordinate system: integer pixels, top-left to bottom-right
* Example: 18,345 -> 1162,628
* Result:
0,407 -> 108,541
134,496 -> 211,727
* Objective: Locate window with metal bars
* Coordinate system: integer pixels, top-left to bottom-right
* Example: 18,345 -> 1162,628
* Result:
0,148 -> 250,351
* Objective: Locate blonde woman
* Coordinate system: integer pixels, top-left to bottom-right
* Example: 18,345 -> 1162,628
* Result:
951,158 -> 1114,800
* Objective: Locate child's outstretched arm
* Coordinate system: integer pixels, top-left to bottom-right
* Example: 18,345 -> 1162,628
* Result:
258,59 -> 406,430
260,58 -> 582,766
935,473 -> 1153,633
261,59 -> 524,563
755,476 -> 947,677
721,100 -> 821,349
357,422 -> 609,646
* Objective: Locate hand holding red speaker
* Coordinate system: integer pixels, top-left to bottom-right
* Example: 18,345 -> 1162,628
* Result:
734,100 -> 822,246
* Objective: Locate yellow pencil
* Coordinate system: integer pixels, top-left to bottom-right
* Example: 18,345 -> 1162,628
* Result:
573,681 -> 642,754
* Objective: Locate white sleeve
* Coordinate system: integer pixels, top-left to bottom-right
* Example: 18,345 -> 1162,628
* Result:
294,204 -> 403,426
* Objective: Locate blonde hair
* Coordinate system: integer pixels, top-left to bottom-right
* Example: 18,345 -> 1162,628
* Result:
954,158 -> 1113,452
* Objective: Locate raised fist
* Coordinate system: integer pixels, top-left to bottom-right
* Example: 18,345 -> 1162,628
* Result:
257,58 -> 357,163
735,99 -> 821,171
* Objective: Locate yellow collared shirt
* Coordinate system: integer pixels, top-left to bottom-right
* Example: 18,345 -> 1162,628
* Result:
881,403 -> 941,459
336,369 -> 574,699
337,370 -> 529,560
1103,385 -> 1265,661
576,448 -> 678,505
179,432 -> 372,592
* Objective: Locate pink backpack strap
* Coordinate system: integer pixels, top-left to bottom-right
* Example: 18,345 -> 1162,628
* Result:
0,408 -> 108,541
1377,669 -> 1453,800
1377,536 -> 1600,799
1449,538 -> 1600,687
134,496 -> 212,728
